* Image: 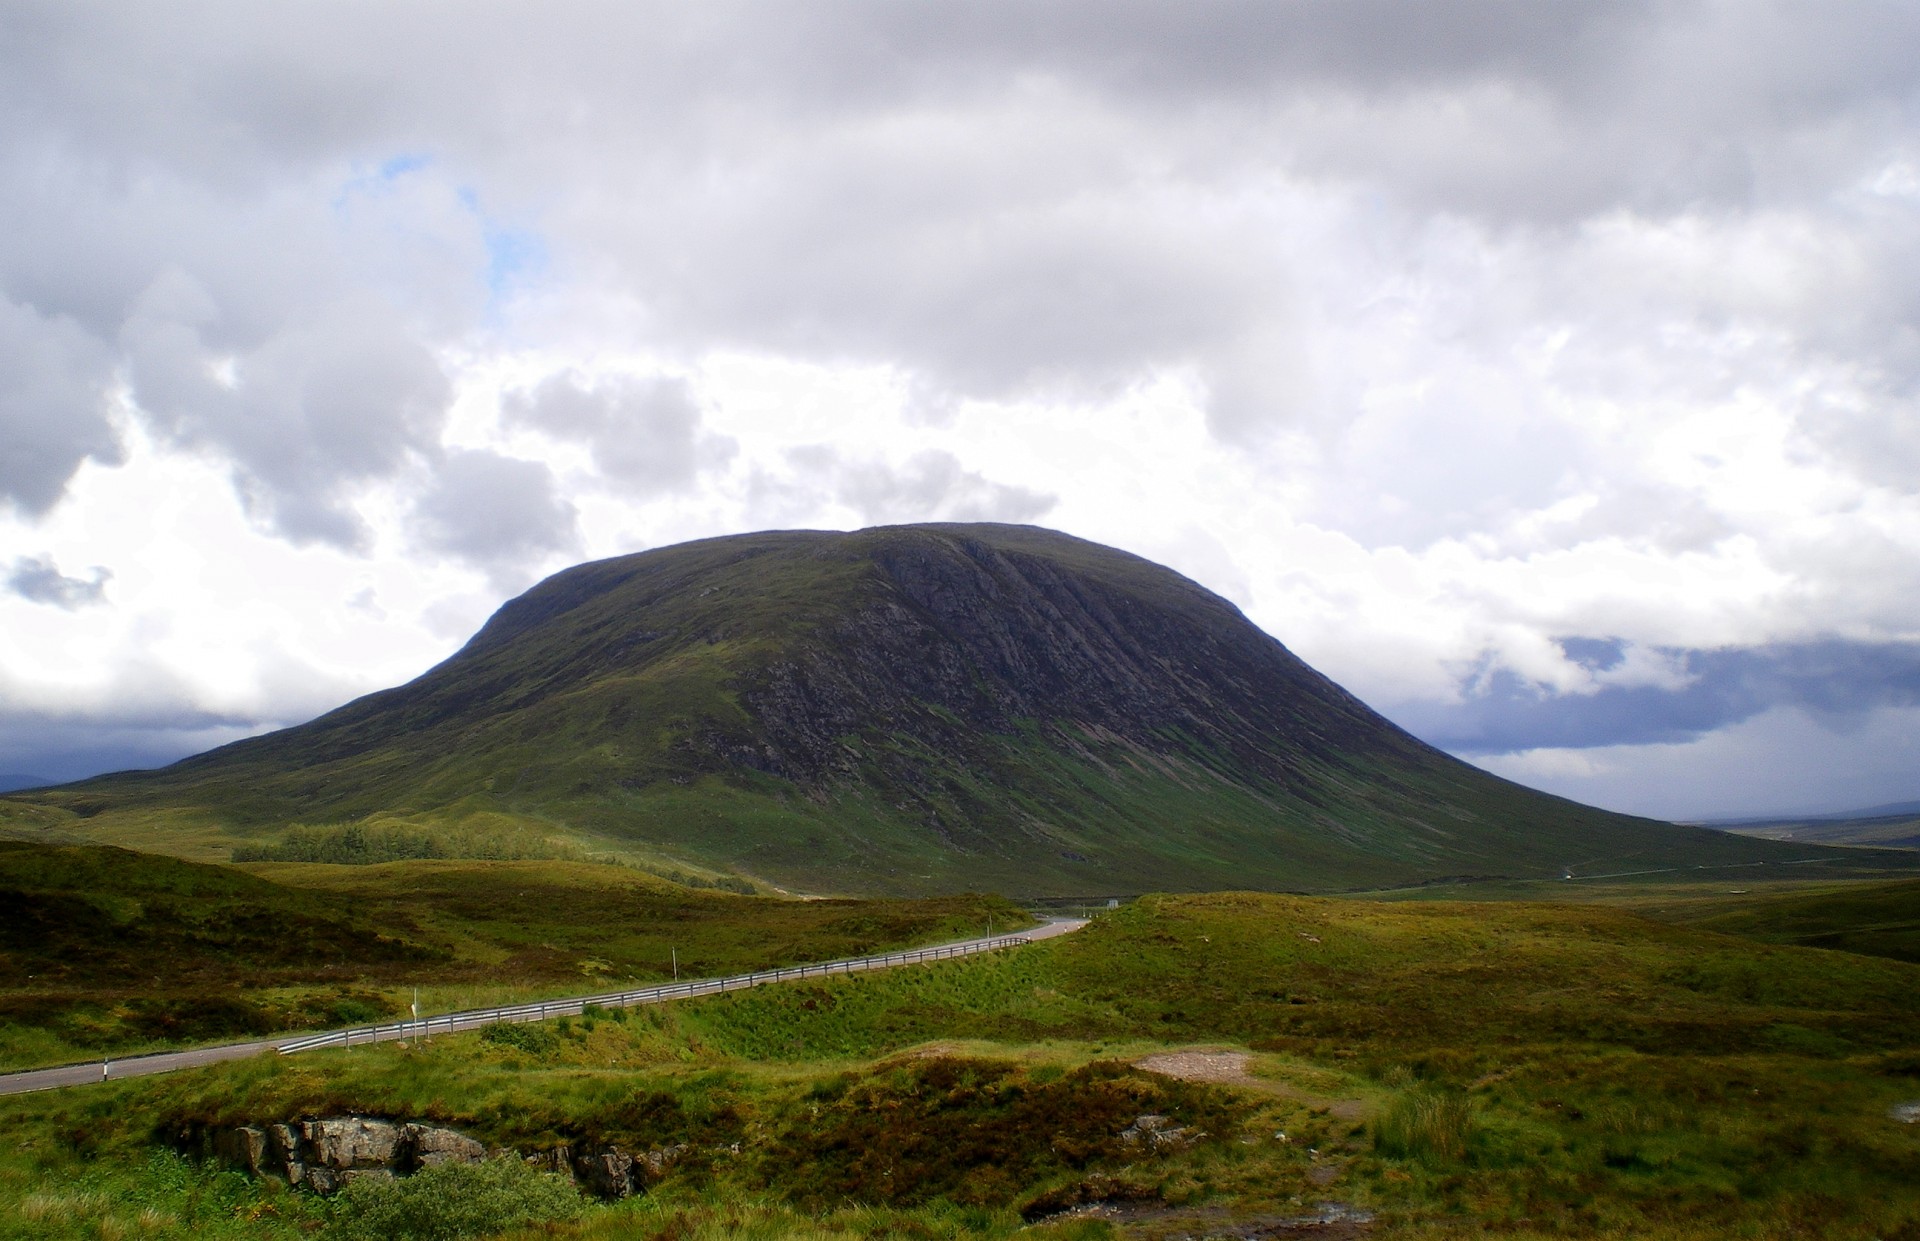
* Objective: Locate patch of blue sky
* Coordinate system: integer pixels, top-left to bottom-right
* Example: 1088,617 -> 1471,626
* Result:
333,157 -> 549,314
457,185 -> 550,307
458,186 -> 552,307
332,151 -> 435,209
481,224 -> 548,300
377,153 -> 431,180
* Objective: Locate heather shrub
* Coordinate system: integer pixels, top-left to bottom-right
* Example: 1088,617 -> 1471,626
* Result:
325,1158 -> 582,1241
478,1021 -> 559,1056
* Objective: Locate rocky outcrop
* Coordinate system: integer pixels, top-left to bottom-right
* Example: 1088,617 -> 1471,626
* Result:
568,1142 -> 635,1199
1118,1113 -> 1201,1150
200,1116 -> 687,1199
412,1122 -> 490,1167
203,1117 -> 487,1194
560,1139 -> 691,1198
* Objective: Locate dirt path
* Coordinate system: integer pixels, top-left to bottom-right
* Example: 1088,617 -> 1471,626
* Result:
1135,1049 -> 1368,1122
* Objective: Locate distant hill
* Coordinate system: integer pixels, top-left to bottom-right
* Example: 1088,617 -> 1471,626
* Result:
0,775 -> 52,794
2,524 -> 1870,895
1823,799 -> 1920,820
1712,809 -> 1920,852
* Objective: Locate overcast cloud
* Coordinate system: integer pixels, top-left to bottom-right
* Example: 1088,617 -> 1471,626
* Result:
1,1 -> 1917,819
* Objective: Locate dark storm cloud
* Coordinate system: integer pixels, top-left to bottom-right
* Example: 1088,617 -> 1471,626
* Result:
0,709 -> 265,787
0,647 -> 382,788
6,555 -> 109,609
1397,638 -> 1920,755
0,651 -> 297,785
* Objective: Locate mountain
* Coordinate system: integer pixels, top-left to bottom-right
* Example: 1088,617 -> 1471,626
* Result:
5,524 -> 1845,895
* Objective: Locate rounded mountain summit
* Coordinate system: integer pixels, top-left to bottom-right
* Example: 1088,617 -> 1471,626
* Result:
33,524 -> 1794,895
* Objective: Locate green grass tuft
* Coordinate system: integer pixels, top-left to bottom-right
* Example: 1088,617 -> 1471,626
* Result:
1374,1085 -> 1474,1162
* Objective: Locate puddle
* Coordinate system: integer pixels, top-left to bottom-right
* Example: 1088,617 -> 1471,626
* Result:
1135,1050 -> 1366,1122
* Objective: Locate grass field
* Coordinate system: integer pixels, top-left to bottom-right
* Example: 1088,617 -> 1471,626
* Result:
0,842 -> 1027,1072
1,881 -> 1916,1239
1356,873 -> 1920,965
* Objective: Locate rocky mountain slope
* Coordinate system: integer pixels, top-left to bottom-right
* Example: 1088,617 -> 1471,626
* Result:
10,524 -> 1820,894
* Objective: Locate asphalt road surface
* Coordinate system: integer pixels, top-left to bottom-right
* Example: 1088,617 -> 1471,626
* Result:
0,917 -> 1086,1098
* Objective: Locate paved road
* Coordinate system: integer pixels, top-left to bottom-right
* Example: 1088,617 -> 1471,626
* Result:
0,917 -> 1086,1098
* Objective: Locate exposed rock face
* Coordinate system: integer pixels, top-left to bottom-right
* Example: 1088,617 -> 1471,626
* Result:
411,1123 -> 488,1166
1117,1113 -> 1200,1150
731,529 -> 1395,791
201,1116 -> 686,1199
211,1125 -> 268,1176
202,1117 -> 487,1193
306,1116 -> 403,1169
558,1139 -> 690,1198
569,1142 -> 636,1198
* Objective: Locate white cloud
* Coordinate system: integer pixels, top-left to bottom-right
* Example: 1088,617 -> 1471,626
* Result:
502,371 -> 737,493
0,294 -> 117,515
0,3 -> 1917,815
410,448 -> 579,588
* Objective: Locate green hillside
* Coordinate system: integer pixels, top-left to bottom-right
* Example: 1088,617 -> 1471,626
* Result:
1,524 -> 1877,895
0,841 -> 1022,1071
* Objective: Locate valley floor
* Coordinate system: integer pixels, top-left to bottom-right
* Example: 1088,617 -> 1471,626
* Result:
1,875 -> 1918,1239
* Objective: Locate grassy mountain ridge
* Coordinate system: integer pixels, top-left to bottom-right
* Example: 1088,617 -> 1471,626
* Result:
4,523 -> 1867,894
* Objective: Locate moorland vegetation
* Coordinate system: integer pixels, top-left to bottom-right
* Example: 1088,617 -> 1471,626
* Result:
0,841 -> 1023,1072
1,873 -> 1917,1240
3,525 -> 1916,1237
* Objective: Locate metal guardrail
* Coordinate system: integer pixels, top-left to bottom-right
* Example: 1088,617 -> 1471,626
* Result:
277,933 -> 1033,1055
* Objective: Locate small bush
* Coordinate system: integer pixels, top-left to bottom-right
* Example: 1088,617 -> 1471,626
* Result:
1373,1087 -> 1474,1162
303,991 -> 393,1027
124,995 -> 277,1042
479,1021 -> 560,1056
324,1157 -> 582,1241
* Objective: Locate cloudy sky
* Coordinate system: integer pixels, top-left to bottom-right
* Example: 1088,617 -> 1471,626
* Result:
4,1 -> 1919,820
